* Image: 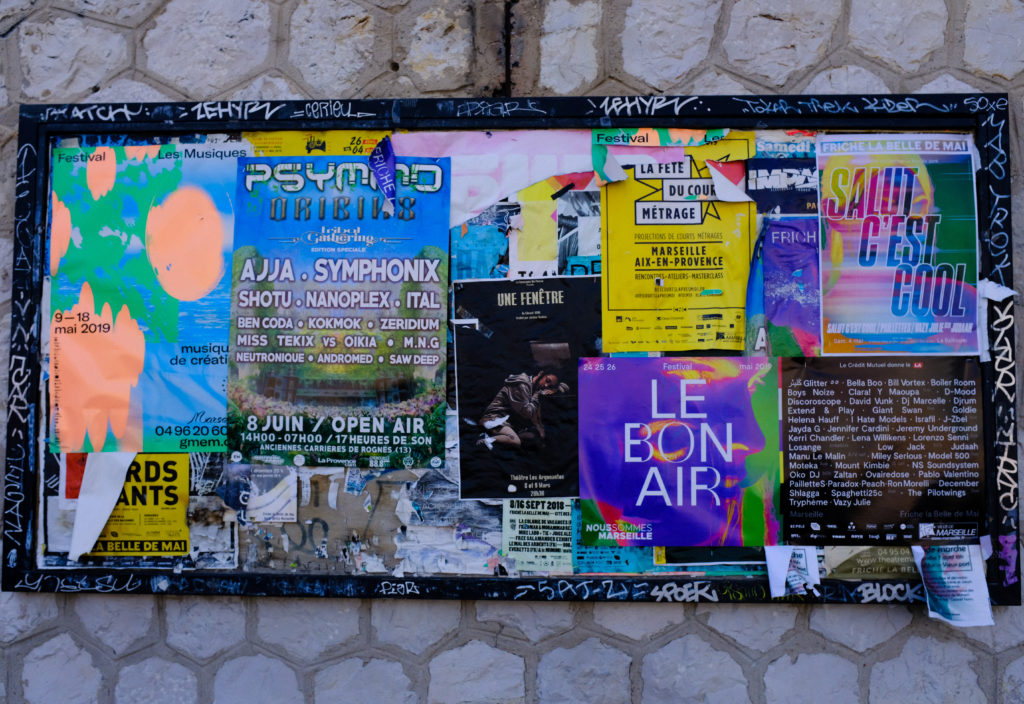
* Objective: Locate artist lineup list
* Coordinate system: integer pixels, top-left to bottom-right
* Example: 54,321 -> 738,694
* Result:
782,358 -> 984,545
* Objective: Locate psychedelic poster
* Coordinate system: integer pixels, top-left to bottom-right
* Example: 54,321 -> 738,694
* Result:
818,133 -> 979,354
48,141 -> 248,453
579,357 -> 781,547
762,216 -> 821,356
600,142 -> 755,352
227,155 -> 450,473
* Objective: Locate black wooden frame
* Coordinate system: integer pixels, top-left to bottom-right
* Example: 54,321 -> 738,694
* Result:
3,94 -> 1018,604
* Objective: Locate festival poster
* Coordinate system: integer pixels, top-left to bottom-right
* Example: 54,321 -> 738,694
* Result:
601,159 -> 755,352
227,155 -> 450,474
763,216 -> 822,356
781,357 -> 984,545
579,356 -> 781,547
454,276 -> 601,499
88,454 -> 190,556
48,140 -> 249,453
818,133 -> 979,355
502,499 -> 574,573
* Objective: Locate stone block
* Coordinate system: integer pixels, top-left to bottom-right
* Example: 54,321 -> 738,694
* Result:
74,594 -> 154,655
165,596 -> 245,660
965,0 -> 1024,79
289,0 -> 383,96
399,0 -> 474,92
539,0 -> 600,94
870,636 -> 986,704
228,74 -> 306,101
1002,654 -> 1024,703
696,603 -> 795,651
314,659 -> 416,704
724,0 -> 841,86
90,78 -> 176,102
56,0 -> 165,26
372,599 -> 460,654
538,638 -> 631,703
115,657 -> 197,704
642,634 -> 747,704
19,14 -> 128,101
475,601 -> 573,641
765,653 -> 859,703
804,65 -> 888,93
212,655 -> 301,704
592,602 -> 685,640
429,640 -> 524,704
143,0 -> 272,97
256,597 -> 360,661
622,0 -> 720,91
810,605 -> 912,652
915,74 -> 980,93
849,0 -> 946,72
0,592 -> 58,644
22,634 -> 101,704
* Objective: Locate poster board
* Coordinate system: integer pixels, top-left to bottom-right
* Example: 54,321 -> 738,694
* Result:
2,95 -> 1017,607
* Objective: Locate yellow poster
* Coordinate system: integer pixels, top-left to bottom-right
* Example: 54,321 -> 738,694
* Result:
243,129 -> 388,156
601,140 -> 755,352
89,454 -> 189,556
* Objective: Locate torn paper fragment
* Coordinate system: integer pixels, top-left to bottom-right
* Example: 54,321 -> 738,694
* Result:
706,159 -> 751,202
765,546 -> 820,597
912,544 -> 994,627
502,499 -> 573,573
68,452 -> 134,561
368,135 -> 397,215
976,278 -> 1019,362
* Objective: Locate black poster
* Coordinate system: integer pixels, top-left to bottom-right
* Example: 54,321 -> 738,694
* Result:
782,357 -> 984,545
454,276 -> 601,499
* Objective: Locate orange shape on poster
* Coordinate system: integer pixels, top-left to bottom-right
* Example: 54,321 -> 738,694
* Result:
145,185 -> 225,301
86,146 -> 116,199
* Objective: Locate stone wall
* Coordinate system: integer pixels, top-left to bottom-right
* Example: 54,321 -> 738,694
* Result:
0,1 -> 1023,702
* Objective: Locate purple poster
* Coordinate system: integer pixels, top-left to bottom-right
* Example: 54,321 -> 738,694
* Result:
763,216 -> 821,356
579,357 -> 781,547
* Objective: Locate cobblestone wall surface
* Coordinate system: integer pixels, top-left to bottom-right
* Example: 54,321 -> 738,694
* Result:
0,1 -> 1023,702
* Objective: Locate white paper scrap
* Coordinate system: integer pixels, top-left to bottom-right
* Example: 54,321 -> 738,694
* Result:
912,544 -> 994,627
68,452 -> 135,561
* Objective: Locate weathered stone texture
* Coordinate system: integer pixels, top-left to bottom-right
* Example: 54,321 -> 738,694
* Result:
115,657 -> 198,704
848,0 -> 947,72
0,592 -> 58,643
593,602 -> 685,639
143,0 -> 272,97
212,655 -> 301,704
0,0 -> 37,34
539,0 -> 600,94
804,65 -> 888,93
22,634 -> 101,704
89,77 -> 175,102
964,0 -> 1024,79
165,596 -> 246,659
724,0 -> 842,86
74,594 -> 154,654
57,0 -> 164,25
475,601 -> 573,641
1002,654 -> 1024,703
810,605 -> 912,652
697,603 -> 795,651
372,599 -> 460,654
402,1 -> 473,91
622,0 -> 720,90
256,597 -> 360,660
915,74 -> 979,93
19,15 -> 129,100
689,70 -> 750,94
870,637 -> 986,704
228,74 -> 305,101
314,659 -> 416,704
538,638 -> 631,703
289,0 -> 379,95
642,635 -> 747,704
429,640 -> 525,704
765,653 -> 859,704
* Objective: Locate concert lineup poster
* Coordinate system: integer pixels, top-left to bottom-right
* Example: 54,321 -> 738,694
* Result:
818,133 -> 979,355
579,357 -> 781,547
454,276 -> 601,499
601,152 -> 755,352
48,140 -> 249,453
227,155 -> 451,473
781,357 -> 984,545
762,216 -> 821,356
88,454 -> 190,556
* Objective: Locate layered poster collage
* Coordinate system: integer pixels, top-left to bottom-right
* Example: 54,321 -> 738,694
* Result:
41,127 -> 993,619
